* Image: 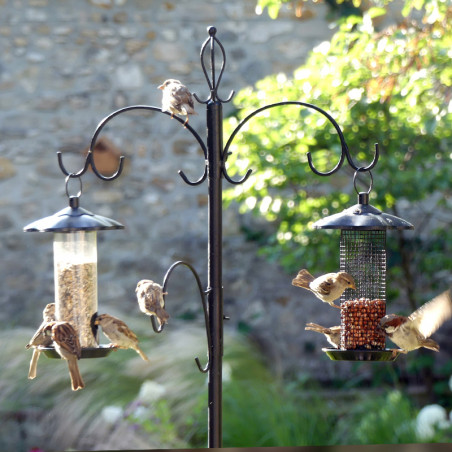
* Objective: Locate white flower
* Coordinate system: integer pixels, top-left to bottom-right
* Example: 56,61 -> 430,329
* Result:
101,405 -> 123,425
138,380 -> 166,403
416,404 -> 450,440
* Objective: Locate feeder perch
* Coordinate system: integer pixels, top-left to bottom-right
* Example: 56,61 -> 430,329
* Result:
312,171 -> 414,361
24,177 -> 124,358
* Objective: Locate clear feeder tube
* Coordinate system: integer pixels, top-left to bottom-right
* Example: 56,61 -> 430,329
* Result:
53,231 -> 98,347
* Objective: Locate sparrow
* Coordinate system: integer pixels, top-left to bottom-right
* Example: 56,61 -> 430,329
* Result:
305,322 -> 341,349
292,269 -> 356,308
25,303 -> 56,380
158,79 -> 197,126
95,313 -> 149,362
136,279 -> 170,327
379,289 -> 452,353
51,322 -> 85,391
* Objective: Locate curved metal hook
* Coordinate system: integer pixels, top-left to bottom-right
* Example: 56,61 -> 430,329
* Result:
89,105 -> 208,186
57,142 -> 125,182
344,142 -> 380,173
57,151 -> 91,178
193,26 -> 234,104
157,260 -> 211,373
222,101 -> 349,183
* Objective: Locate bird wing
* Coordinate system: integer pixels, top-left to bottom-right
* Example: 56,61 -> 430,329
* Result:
52,322 -> 81,359
311,274 -> 335,296
115,318 -> 138,342
408,289 -> 452,338
172,84 -> 195,112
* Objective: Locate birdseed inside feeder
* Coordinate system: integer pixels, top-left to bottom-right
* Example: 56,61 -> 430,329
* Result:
24,177 -> 124,358
312,171 -> 414,361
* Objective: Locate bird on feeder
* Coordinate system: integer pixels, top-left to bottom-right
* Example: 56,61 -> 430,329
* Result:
292,269 -> 356,308
379,289 -> 452,353
26,303 -> 56,379
305,322 -> 341,349
51,321 -> 85,391
95,313 -> 149,362
158,79 -> 197,127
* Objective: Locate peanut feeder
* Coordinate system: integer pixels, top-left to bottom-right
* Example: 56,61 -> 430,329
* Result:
312,171 -> 413,361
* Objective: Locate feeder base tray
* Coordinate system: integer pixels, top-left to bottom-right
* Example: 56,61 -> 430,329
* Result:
322,348 -> 403,361
40,345 -> 118,359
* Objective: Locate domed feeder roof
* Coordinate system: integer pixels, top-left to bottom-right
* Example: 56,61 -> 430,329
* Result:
312,193 -> 414,231
24,197 -> 124,233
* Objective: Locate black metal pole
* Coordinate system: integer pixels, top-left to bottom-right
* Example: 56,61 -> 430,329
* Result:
206,98 -> 224,448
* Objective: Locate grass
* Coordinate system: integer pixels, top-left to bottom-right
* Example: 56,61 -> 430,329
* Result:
2,320 -> 452,450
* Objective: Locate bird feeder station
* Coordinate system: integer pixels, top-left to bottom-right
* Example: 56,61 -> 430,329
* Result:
24,175 -> 124,358
313,170 -> 414,361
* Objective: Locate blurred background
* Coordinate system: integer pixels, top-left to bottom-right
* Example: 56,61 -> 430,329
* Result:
0,0 -> 451,450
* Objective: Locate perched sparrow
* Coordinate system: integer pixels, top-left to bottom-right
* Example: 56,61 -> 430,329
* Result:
136,279 -> 170,327
305,322 -> 341,349
25,303 -> 56,380
95,313 -> 149,362
379,289 -> 452,353
292,269 -> 356,308
158,79 -> 197,126
51,322 -> 84,391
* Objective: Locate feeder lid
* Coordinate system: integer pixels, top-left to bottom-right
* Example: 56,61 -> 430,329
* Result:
312,192 -> 414,231
24,197 -> 124,233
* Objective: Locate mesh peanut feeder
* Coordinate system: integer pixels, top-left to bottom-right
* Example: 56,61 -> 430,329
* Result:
312,170 -> 414,361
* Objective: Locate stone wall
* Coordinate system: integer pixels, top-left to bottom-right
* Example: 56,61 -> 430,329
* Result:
0,0 -> 358,379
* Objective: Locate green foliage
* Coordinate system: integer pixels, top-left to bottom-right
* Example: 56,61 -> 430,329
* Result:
225,0 -> 452,305
335,390 -> 418,444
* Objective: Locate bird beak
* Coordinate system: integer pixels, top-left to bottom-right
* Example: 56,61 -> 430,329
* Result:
158,84 -> 164,90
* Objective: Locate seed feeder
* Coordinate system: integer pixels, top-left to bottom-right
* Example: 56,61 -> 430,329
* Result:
312,170 -> 414,361
24,176 -> 124,358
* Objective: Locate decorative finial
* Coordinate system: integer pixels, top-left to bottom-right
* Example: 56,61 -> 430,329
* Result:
208,26 -> 217,36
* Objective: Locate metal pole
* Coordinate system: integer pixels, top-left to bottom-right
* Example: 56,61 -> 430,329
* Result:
206,98 -> 223,448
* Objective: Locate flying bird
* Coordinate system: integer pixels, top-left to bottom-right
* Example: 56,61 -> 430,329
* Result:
158,79 -> 197,126
292,269 -> 356,308
379,289 -> 452,353
136,279 -> 170,327
305,322 -> 341,349
95,313 -> 149,362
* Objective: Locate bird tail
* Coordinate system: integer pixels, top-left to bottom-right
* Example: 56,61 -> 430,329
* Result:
421,338 -> 440,352
135,345 -> 150,362
292,269 -> 315,289
155,307 -> 170,326
67,359 -> 85,391
305,322 -> 329,334
28,349 -> 41,380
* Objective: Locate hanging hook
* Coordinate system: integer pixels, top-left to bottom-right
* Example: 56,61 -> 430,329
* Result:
65,174 -> 83,198
222,101 -> 348,184
152,260 -> 211,373
344,142 -> 380,173
353,167 -> 374,194
89,105 -> 208,186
